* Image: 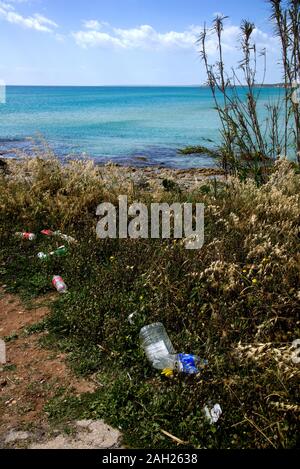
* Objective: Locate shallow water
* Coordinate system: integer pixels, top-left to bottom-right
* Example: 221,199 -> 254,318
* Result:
0,86 -> 285,168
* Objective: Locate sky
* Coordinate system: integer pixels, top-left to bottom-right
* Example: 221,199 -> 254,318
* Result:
0,0 -> 283,86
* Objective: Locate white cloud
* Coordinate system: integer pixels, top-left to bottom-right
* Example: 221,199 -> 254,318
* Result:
72,21 -> 277,56
73,24 -> 198,50
115,25 -> 197,49
73,30 -> 124,48
0,1 -> 58,32
83,19 -> 109,31
252,28 -> 279,52
3,0 -> 31,3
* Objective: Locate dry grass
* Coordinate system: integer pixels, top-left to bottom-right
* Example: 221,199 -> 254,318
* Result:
0,155 -> 299,448
0,155 -> 137,229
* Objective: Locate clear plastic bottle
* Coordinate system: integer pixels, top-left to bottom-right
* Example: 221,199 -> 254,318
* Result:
139,323 -> 176,369
53,231 -> 77,244
140,323 -> 208,374
52,275 -> 68,294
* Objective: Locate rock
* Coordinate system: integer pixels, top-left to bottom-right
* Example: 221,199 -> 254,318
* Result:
5,430 -> 31,444
105,161 -> 120,168
29,420 -> 121,449
132,177 -> 150,190
134,156 -> 149,162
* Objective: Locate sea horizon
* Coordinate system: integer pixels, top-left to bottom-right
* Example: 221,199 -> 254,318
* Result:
5,83 -> 285,87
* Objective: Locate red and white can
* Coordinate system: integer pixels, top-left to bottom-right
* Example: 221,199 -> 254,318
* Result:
52,276 -> 68,294
15,232 -> 36,241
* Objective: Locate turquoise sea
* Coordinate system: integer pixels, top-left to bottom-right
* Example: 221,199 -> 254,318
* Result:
0,86 -> 284,168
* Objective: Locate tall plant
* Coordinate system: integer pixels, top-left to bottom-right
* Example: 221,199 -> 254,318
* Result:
200,16 -> 285,183
181,1 -> 299,183
269,0 -> 300,164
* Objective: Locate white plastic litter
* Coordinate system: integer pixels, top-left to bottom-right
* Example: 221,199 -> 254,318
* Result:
37,252 -> 48,259
128,313 -> 137,325
203,404 -> 222,424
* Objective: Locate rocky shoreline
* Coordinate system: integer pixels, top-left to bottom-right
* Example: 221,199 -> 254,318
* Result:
1,156 -> 224,191
97,162 -> 225,191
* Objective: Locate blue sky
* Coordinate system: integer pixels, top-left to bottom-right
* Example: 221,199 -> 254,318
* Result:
0,0 -> 282,85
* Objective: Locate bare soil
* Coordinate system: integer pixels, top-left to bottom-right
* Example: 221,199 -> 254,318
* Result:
0,289 -> 121,449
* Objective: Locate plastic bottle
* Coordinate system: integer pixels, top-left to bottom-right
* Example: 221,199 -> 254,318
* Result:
53,231 -> 77,244
41,229 -> 76,243
15,232 -> 36,241
139,323 -> 208,374
54,246 -> 67,257
139,323 -> 176,369
38,246 -> 67,260
52,275 -> 67,293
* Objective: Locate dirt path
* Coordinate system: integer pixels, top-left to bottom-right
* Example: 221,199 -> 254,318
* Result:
0,289 -> 121,449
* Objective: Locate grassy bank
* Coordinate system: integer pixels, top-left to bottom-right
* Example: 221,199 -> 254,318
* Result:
0,156 -> 299,449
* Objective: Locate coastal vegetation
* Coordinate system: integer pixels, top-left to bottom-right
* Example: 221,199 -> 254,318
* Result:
182,0 -> 300,181
0,0 -> 299,451
0,155 -> 299,448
